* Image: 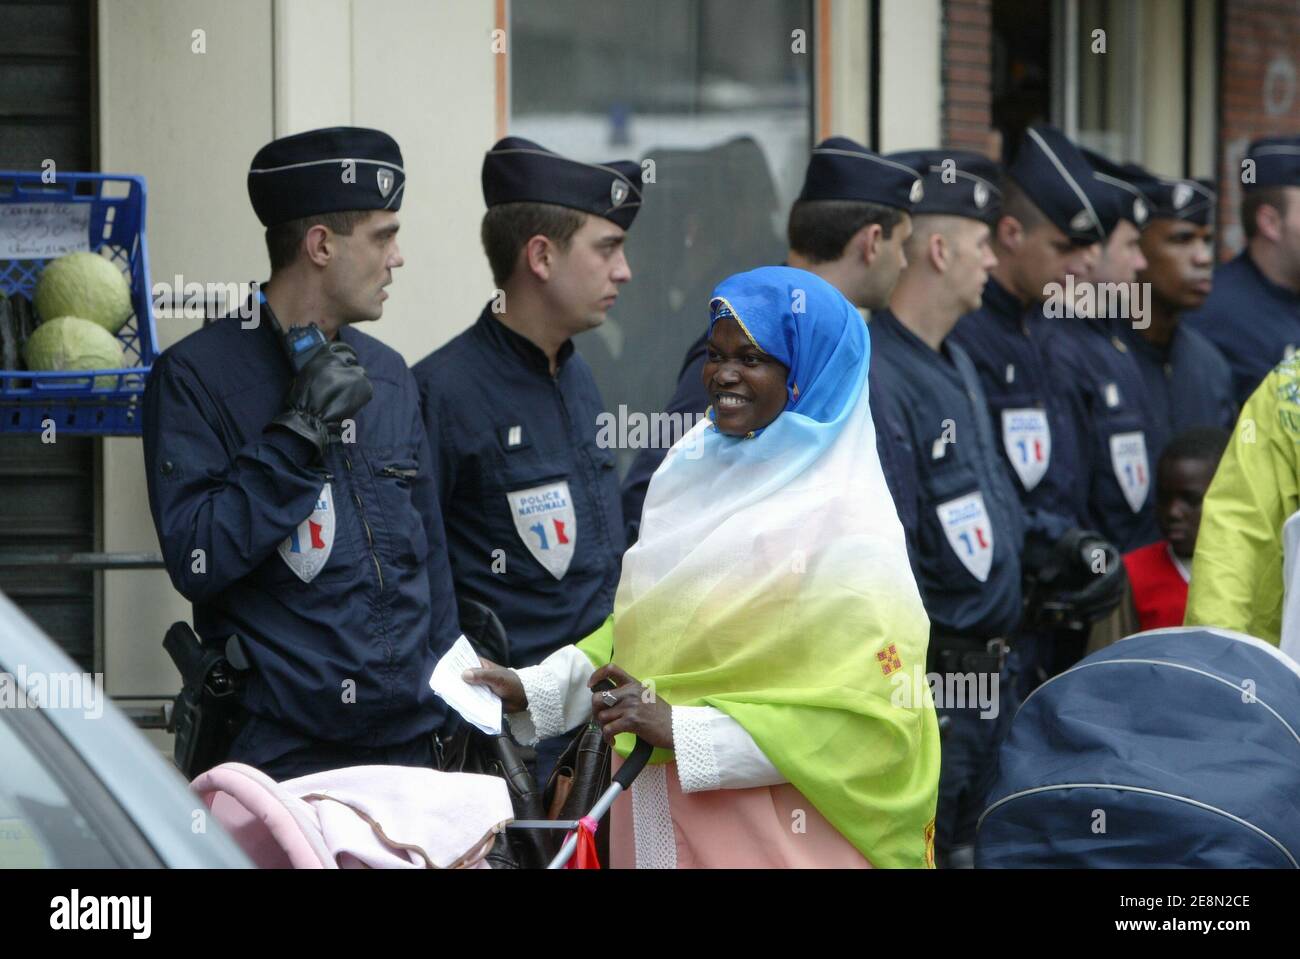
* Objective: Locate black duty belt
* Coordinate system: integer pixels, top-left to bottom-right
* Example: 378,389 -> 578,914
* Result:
927,633 -> 1009,676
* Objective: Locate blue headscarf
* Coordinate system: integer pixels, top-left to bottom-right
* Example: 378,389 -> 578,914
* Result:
638,266 -> 873,516
706,265 -> 868,432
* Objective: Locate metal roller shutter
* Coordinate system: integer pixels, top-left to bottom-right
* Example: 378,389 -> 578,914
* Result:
0,0 -> 97,671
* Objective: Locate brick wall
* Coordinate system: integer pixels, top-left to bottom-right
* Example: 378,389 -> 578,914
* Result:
942,0 -> 995,155
1218,0 -> 1300,254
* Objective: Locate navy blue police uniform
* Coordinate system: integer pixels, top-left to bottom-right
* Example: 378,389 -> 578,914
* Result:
949,126 -> 1125,691
1120,169 -> 1236,462
1186,136 -> 1300,405
414,309 -> 625,670
143,128 -> 460,780
620,136 -> 924,547
873,150 -> 1024,865
1041,148 -> 1160,552
412,139 -> 638,781
413,138 -> 637,671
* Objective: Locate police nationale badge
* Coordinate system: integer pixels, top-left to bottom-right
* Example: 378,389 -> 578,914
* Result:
1109,431 -> 1150,513
610,178 -> 629,208
973,181 -> 990,209
377,167 -> 395,198
936,491 -> 995,582
277,483 -> 336,583
507,480 -> 577,580
1001,408 -> 1051,491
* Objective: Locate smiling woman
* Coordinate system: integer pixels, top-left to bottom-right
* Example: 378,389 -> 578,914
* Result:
703,315 -> 790,437
466,265 -> 939,868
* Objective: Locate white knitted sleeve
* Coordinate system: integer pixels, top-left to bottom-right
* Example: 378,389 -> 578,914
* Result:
504,645 -> 595,745
671,705 -> 786,793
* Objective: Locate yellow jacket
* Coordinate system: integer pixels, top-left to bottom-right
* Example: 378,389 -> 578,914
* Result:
1185,357 -> 1300,644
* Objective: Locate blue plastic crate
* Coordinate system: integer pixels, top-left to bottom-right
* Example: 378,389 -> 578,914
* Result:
0,171 -> 157,435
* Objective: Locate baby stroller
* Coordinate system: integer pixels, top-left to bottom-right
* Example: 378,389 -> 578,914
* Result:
191,738 -> 651,869
976,626 -> 1300,868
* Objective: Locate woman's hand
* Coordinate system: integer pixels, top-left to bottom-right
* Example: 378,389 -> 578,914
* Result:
462,657 -> 528,714
589,663 -> 673,749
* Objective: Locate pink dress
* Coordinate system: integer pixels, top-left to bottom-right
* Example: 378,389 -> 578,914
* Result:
608,756 -> 872,869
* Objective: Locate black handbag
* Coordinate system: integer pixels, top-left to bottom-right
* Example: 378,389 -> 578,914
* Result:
543,718 -> 612,867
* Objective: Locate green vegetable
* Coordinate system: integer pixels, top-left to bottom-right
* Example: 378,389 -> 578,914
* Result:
34,252 -> 133,334
22,315 -> 126,388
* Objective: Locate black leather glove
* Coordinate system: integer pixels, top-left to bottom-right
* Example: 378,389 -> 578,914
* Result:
270,341 -> 373,456
1026,528 -> 1125,628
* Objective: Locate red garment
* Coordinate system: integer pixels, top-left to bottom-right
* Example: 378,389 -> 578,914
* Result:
1123,541 -> 1190,631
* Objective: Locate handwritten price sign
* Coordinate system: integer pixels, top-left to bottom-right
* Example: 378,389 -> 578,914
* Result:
0,203 -> 91,259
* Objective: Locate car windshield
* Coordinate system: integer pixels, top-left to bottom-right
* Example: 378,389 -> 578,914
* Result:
0,706 -> 117,868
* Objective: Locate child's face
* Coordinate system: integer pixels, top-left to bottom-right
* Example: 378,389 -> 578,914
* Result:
1156,456 -> 1216,559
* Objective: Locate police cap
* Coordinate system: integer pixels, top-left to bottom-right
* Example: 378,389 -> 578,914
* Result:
248,126 -> 405,227
1127,166 -> 1216,226
1245,135 -> 1300,190
888,149 -> 1002,224
482,136 -> 641,230
1007,125 -> 1114,244
799,136 -> 924,211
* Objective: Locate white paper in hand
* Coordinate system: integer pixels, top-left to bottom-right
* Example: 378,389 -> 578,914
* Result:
428,634 -> 503,735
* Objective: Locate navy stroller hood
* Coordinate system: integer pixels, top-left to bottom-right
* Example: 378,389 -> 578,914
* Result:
976,627 -> 1300,868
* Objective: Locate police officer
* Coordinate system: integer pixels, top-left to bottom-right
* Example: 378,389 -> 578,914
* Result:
1041,148 -> 1160,552
620,136 -> 923,544
1120,169 -> 1235,462
143,127 -> 461,780
869,150 -> 1022,868
1187,136 -> 1300,405
948,126 -> 1125,690
411,138 -> 637,776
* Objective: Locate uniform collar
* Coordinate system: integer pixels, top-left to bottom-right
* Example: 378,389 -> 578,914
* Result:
875,307 -> 951,359
475,303 -> 575,375
1243,250 -> 1300,304
980,276 -> 1028,327
1123,320 -> 1181,362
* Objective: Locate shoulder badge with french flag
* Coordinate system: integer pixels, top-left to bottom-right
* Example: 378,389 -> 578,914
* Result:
1109,431 -> 1150,513
507,480 -> 577,580
936,491 -> 995,582
1001,408 -> 1051,491
278,483 -> 336,582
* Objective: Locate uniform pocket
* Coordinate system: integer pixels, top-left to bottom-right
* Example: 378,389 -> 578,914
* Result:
365,446 -> 430,567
